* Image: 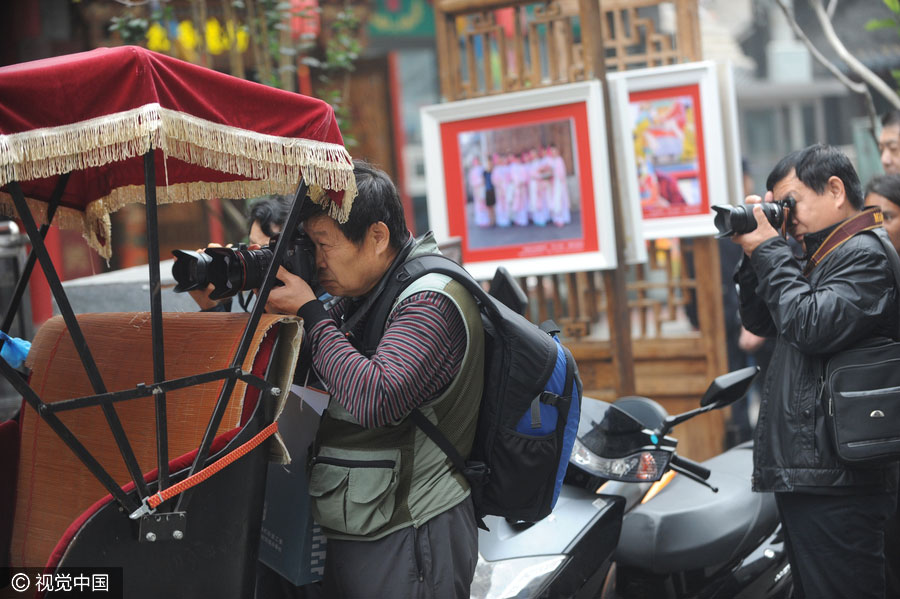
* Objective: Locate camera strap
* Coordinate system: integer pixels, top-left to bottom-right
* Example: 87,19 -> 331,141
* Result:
802,207 -> 884,277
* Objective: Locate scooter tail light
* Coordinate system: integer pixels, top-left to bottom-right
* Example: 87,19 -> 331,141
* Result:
571,439 -> 672,483
636,452 -> 660,480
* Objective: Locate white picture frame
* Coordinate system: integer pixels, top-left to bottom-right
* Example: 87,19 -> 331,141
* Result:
608,61 -> 729,239
420,81 -> 618,279
718,61 -> 745,208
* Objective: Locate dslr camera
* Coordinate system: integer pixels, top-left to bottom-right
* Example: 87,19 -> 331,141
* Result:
712,198 -> 795,238
172,229 -> 317,300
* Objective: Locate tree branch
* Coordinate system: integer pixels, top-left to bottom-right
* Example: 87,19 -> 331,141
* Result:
826,0 -> 838,19
773,0 -> 866,93
809,0 -> 900,110
773,0 -> 881,137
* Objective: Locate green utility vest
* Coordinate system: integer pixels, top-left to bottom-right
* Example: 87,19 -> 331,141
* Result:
308,240 -> 485,541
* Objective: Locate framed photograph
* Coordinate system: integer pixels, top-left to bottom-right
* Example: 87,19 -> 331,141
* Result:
420,81 -> 618,279
608,61 -> 729,239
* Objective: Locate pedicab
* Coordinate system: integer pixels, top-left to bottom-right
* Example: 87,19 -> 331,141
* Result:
0,45 -> 355,597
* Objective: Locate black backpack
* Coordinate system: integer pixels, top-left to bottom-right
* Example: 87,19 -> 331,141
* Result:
348,253 -> 582,523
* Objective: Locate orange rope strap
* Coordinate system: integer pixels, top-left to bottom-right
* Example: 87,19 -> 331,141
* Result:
146,421 -> 279,511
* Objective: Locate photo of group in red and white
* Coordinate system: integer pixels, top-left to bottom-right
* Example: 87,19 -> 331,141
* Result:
458,118 -> 582,250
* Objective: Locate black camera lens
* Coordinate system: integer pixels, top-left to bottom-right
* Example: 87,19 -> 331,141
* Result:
172,231 -> 318,300
713,201 -> 791,238
203,246 -> 262,300
172,250 -> 213,293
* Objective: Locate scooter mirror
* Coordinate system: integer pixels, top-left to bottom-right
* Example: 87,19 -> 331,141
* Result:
699,366 -> 759,408
580,403 -> 654,459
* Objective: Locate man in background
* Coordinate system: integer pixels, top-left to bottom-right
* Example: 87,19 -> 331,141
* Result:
879,109 -> 900,176
189,194 -> 291,312
871,113 -> 900,597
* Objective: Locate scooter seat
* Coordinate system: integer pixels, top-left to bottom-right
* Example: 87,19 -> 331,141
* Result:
613,443 -> 778,574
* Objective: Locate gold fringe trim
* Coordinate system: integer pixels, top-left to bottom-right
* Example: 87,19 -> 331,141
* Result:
0,103 -> 357,257
0,179 -> 312,260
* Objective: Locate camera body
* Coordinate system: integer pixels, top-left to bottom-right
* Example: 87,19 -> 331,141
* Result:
172,230 -> 317,300
713,198 -> 795,238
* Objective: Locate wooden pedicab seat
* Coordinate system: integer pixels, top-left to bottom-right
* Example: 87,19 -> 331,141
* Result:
4,312 -> 301,598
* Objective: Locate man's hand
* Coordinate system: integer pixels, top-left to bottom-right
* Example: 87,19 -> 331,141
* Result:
739,326 -> 767,353
265,266 -> 318,315
189,286 -> 220,310
245,243 -> 318,315
188,243 -> 227,310
732,192 -> 779,256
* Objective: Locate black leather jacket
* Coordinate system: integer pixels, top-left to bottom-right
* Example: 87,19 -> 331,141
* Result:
737,225 -> 899,493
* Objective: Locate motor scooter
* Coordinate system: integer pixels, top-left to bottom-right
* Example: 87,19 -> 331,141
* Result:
470,367 -> 793,599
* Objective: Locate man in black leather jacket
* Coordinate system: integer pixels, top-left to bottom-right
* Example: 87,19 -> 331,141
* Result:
733,144 -> 899,599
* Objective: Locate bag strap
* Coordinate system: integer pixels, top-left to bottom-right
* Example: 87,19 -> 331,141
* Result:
803,207 -> 884,276
803,206 -> 900,340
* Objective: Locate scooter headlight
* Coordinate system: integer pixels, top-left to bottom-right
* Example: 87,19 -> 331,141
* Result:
571,438 -> 671,482
470,554 -> 566,599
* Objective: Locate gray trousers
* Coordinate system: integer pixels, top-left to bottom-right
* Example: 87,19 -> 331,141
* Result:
322,497 -> 478,599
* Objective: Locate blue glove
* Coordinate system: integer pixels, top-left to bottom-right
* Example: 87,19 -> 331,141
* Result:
0,330 -> 31,369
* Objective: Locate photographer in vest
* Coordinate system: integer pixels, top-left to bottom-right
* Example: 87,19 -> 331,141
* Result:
264,160 -> 483,598
731,144 -> 899,599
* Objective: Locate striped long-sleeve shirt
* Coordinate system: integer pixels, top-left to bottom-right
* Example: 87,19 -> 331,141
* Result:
297,290 -> 467,428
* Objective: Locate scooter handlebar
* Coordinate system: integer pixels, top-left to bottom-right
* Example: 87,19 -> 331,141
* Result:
670,454 -> 711,480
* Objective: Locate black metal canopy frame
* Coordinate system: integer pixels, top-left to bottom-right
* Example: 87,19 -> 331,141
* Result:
0,149 -> 307,528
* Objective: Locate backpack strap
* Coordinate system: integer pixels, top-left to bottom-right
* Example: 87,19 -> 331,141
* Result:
361,255 -> 494,496
410,409 -> 467,473
357,254 -> 495,357
337,236 -> 416,354
539,320 -> 561,336
410,408 -> 489,529
529,343 -> 577,429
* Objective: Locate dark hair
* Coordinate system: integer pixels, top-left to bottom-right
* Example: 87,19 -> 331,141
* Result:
882,110 -> 900,130
298,160 -> 409,252
866,174 -> 900,208
248,194 -> 292,238
766,144 -> 864,210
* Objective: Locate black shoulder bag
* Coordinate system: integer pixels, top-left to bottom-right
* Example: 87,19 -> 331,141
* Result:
820,209 -> 900,464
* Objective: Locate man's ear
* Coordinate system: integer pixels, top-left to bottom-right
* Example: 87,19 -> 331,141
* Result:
369,221 -> 391,255
827,175 -> 846,208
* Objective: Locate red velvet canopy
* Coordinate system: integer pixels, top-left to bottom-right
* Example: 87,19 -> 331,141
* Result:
0,46 -> 355,257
